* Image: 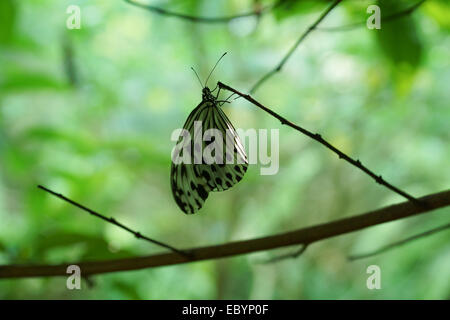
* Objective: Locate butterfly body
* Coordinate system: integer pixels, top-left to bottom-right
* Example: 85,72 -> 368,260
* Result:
170,86 -> 248,214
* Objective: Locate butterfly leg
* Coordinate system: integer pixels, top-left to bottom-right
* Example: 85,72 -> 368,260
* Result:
211,83 -> 218,93
218,93 -> 238,106
217,100 -> 232,107
215,86 -> 222,100
224,92 -> 237,102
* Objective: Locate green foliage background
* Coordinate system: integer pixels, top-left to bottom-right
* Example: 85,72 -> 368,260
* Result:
0,0 -> 449,299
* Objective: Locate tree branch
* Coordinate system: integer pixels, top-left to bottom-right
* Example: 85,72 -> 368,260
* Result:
348,221 -> 450,260
37,185 -> 190,258
218,81 -> 419,203
0,189 -> 448,279
249,0 -> 342,93
124,0 -> 280,23
317,0 -> 427,32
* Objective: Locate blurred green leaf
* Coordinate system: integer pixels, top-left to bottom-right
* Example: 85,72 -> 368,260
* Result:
33,231 -> 135,262
375,0 -> 423,68
112,280 -> 142,299
0,0 -> 16,44
1,72 -> 66,91
424,0 -> 450,30
272,0 -> 326,21
25,127 -> 97,154
35,232 -> 106,252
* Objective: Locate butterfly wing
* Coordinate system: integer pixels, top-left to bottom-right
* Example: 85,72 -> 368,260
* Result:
171,101 -> 214,214
171,100 -> 248,214
171,162 -> 210,214
195,106 -> 248,192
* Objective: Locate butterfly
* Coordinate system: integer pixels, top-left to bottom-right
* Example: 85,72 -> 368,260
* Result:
170,53 -> 248,214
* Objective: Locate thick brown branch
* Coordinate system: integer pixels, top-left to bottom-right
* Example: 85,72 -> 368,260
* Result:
0,189 -> 448,279
218,82 -> 419,203
250,0 -> 342,93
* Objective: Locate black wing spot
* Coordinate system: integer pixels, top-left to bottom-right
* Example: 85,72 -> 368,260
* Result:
234,165 -> 242,173
226,173 -> 232,180
215,178 -> 222,185
174,195 -> 187,213
202,171 -> 211,180
226,181 -> 232,188
190,182 -> 197,190
197,185 -> 209,200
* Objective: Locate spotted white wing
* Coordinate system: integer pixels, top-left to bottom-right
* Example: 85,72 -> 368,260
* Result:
170,99 -> 248,214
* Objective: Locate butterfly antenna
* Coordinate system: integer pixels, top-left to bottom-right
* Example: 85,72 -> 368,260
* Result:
204,52 -> 227,88
191,67 -> 203,89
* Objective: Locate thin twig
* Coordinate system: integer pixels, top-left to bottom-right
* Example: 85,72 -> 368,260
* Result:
62,38 -> 78,87
83,275 -> 96,288
0,189 -> 448,279
218,81 -> 420,203
259,244 -> 309,264
124,0 -> 281,23
37,185 -> 191,258
348,222 -> 450,261
318,0 -> 427,32
249,0 -> 342,93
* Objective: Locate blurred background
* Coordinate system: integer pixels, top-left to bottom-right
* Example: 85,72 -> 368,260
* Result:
0,0 -> 449,299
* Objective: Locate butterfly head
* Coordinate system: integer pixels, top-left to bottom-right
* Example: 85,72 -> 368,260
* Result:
202,87 -> 216,102
191,53 -> 227,104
